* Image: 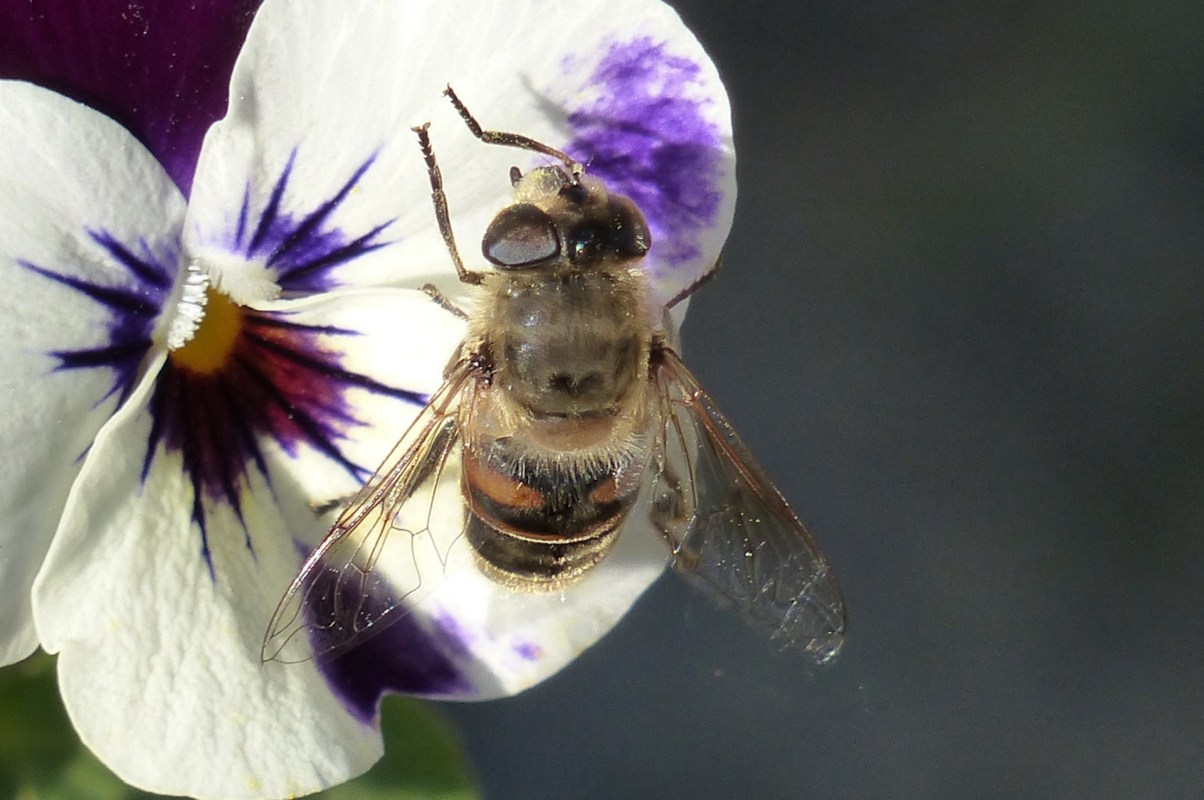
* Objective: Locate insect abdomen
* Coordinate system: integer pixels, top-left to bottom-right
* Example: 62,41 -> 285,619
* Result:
461,438 -> 641,588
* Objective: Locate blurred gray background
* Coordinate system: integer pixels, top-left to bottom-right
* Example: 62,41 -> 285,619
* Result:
442,3 -> 1204,798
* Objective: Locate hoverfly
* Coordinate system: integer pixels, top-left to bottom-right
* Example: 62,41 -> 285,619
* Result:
263,87 -> 846,667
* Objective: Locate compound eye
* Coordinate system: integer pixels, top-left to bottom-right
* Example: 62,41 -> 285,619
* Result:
482,203 -> 561,268
607,196 -> 651,257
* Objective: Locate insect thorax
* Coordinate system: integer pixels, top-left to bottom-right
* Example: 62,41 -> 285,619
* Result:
475,265 -> 652,419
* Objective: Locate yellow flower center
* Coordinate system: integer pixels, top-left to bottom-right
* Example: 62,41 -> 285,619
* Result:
170,289 -> 243,374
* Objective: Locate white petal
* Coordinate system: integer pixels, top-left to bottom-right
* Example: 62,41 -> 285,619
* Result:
186,0 -> 733,307
33,366 -> 381,800
184,1 -> 449,300
0,81 -> 183,664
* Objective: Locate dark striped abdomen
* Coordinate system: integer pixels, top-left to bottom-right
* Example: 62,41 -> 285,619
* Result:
461,435 -> 643,589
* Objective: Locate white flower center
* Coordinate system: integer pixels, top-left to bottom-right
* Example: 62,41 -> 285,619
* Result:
167,259 -> 211,350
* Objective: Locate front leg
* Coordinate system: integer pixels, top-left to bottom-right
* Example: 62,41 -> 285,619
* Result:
412,122 -> 485,286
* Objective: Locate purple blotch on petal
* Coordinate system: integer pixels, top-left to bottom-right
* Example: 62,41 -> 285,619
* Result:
309,577 -> 475,723
564,37 -> 726,278
319,619 -> 476,724
0,0 -> 261,194
513,639 -> 542,661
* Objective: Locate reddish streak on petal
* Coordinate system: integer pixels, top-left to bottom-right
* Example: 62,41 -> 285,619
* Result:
0,0 -> 262,194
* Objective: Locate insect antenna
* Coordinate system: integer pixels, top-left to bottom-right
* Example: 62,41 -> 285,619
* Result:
443,85 -> 584,180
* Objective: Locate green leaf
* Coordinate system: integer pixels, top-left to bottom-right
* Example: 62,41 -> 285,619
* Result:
317,697 -> 481,800
0,652 -> 160,799
0,654 -> 479,800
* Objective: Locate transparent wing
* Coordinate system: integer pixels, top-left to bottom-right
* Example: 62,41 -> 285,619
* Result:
262,360 -> 476,664
649,347 -> 847,663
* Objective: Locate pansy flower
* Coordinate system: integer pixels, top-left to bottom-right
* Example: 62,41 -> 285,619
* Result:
0,0 -> 735,797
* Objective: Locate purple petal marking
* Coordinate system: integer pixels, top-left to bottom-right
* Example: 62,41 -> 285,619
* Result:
564,37 -> 726,279
316,607 -> 476,725
230,151 -> 395,296
513,640 -> 542,661
19,229 -> 175,403
0,0 -> 261,194
145,311 -> 425,578
86,230 -> 174,290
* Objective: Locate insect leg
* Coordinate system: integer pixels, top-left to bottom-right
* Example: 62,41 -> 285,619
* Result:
412,123 -> 485,286
651,459 -> 691,544
421,283 -> 469,321
309,494 -> 355,517
664,253 -> 723,310
443,85 -> 583,178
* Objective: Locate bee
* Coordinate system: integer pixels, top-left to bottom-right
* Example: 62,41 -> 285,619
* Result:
263,88 -> 846,667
